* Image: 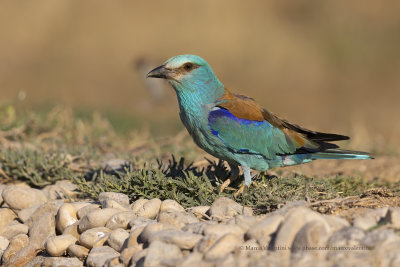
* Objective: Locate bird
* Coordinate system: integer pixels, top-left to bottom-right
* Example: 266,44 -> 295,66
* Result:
147,55 -> 372,194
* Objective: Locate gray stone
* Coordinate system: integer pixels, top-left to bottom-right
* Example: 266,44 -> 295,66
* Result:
67,244 -> 89,261
361,229 -> 400,248
76,204 -> 101,219
194,235 -> 219,253
204,233 -> 240,261
188,206 -> 210,219
63,222 -> 80,239
0,208 -> 17,229
101,199 -> 130,211
86,246 -> 120,267
106,211 -> 137,230
226,215 -> 259,232
148,229 -> 203,249
1,234 -> 29,264
78,208 -> 121,233
383,207 -> 400,228
79,227 -> 111,249
45,234 -> 77,256
245,214 -> 284,247
0,222 -> 29,240
135,198 -> 162,219
273,207 -> 329,258
29,209 -> 56,250
126,226 -> 145,248
107,228 -> 130,252
17,205 -> 40,224
144,240 -> 183,267
160,199 -> 185,213
129,217 -> 154,230
374,240 -> 400,267
158,210 -> 199,229
208,197 -> 252,221
99,192 -> 130,207
327,226 -> 366,261
353,217 -> 376,230
139,222 -> 177,243
203,223 -> 244,239
291,220 -> 330,259
1,186 -> 47,211
24,256 -> 83,267
56,203 -> 78,233
324,215 -> 350,232
25,202 -> 61,228
182,221 -> 217,234
120,245 -> 143,266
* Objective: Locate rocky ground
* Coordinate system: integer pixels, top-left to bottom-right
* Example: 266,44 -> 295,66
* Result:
1,180 -> 400,267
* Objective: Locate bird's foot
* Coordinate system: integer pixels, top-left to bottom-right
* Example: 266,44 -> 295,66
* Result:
219,164 -> 240,193
233,184 -> 246,198
220,179 -> 232,193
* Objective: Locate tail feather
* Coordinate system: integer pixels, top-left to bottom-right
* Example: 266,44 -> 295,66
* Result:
312,149 -> 373,160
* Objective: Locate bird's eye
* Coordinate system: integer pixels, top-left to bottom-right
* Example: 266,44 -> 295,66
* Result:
183,63 -> 193,71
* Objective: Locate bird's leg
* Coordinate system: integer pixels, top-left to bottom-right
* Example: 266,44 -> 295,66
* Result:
220,163 -> 239,192
234,165 -> 251,197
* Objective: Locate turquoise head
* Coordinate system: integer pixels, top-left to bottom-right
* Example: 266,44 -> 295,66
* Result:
147,55 -> 224,105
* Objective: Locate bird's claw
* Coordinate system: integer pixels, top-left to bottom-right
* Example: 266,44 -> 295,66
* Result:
220,179 -> 232,193
233,184 -> 246,198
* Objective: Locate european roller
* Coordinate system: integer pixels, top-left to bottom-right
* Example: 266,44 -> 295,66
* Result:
147,55 -> 372,194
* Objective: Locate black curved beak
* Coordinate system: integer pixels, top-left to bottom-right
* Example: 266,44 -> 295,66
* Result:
147,64 -> 168,79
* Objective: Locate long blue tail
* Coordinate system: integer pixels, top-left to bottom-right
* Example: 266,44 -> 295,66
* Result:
312,149 -> 373,160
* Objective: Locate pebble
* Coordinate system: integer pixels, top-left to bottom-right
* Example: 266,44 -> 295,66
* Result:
0,222 -> 29,240
135,198 -> 162,219
245,214 -> 284,247
63,222 -> 80,239
188,206 -> 210,219
0,208 -> 17,229
208,197 -> 252,221
383,207 -> 400,228
105,211 -> 137,230
273,207 -> 329,257
76,204 -> 101,219
126,227 -> 144,248
204,233 -> 240,261
28,256 -> 83,267
79,227 -> 111,249
158,210 -> 199,229
45,234 -> 77,256
160,199 -> 185,212
226,215 -> 259,232
291,220 -> 330,258
0,236 -> 10,255
99,192 -> 130,207
78,208 -> 121,233
144,240 -> 183,267
67,244 -> 89,260
1,186 -> 47,211
101,199 -> 130,211
139,222 -> 177,243
361,229 -> 400,248
28,210 -> 56,249
120,245 -> 142,266
1,234 -> 29,264
86,246 -> 120,267
129,217 -> 153,230
203,223 -> 244,239
17,205 -> 40,224
324,215 -> 350,232
148,229 -> 203,249
194,235 -> 219,253
353,217 -> 376,230
107,228 -> 130,252
56,203 -> 78,233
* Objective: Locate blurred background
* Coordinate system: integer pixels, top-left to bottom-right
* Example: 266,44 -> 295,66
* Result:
1,0 -> 399,151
